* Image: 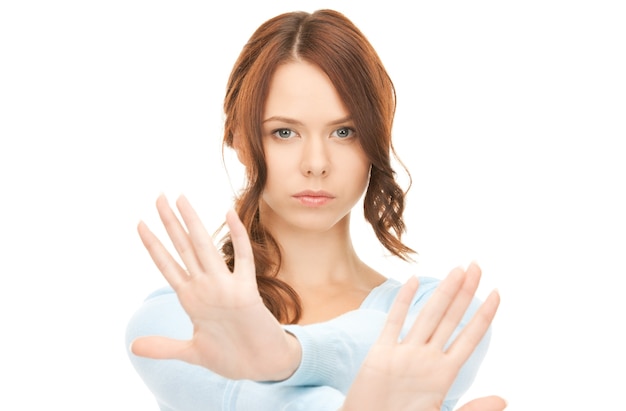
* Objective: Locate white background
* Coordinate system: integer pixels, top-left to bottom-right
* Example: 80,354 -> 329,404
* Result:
1,0 -> 624,409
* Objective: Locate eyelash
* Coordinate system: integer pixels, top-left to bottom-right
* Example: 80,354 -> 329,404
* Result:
271,127 -> 356,140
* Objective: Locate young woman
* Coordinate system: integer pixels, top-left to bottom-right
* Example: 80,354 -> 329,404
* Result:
126,9 -> 504,411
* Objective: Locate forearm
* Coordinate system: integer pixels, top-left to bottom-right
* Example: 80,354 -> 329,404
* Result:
276,309 -> 387,392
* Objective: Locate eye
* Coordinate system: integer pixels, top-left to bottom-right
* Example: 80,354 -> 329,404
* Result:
332,127 -> 356,139
273,128 -> 297,139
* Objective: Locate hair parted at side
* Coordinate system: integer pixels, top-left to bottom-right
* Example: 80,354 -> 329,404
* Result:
220,9 -> 415,324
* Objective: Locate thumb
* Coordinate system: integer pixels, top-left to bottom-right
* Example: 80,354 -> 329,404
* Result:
456,396 -> 508,411
130,336 -> 192,361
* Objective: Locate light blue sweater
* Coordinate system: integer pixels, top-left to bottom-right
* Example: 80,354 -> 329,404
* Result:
125,276 -> 491,411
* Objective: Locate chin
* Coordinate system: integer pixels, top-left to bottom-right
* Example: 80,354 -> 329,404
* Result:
289,208 -> 351,232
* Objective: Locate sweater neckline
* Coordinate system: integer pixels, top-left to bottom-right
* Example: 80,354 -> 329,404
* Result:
359,277 -> 401,309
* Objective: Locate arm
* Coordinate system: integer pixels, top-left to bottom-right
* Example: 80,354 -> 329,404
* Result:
126,287 -> 351,411
125,288 -> 229,410
276,309 -> 388,392
256,267 -> 503,411
273,275 -> 491,402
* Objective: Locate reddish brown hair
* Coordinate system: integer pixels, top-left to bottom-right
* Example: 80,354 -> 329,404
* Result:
221,9 -> 414,324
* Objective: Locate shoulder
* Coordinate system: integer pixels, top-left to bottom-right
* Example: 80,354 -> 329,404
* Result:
142,285 -> 176,300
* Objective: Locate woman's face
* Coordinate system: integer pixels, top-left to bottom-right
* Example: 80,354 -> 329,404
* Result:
259,60 -> 371,233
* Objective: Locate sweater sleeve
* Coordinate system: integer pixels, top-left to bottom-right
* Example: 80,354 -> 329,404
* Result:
231,380 -> 346,411
125,287 -> 228,410
125,288 -> 364,411
276,309 -> 388,393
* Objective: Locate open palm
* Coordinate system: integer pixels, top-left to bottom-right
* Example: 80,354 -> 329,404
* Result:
342,264 -> 505,411
130,194 -> 301,381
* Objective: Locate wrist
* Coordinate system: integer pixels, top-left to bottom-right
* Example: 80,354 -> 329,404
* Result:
278,330 -> 302,380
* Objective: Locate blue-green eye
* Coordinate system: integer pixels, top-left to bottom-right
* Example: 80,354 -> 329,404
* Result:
273,128 -> 296,139
332,127 -> 355,139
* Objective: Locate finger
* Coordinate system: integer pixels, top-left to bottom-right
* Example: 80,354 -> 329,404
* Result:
456,395 -> 507,411
175,195 -> 225,274
403,267 -> 466,344
226,208 -> 256,281
429,262 -> 482,349
155,194 -> 202,274
130,336 -> 193,363
378,276 -> 420,345
137,220 -> 187,290
448,289 -> 501,364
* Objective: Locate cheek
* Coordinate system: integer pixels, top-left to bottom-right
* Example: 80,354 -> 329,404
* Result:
333,156 -> 370,203
265,150 -> 287,175
343,148 -> 371,186
357,164 -> 372,194
263,147 -> 293,192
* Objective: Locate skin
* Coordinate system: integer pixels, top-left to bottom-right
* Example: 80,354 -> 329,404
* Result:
130,60 -> 506,410
340,265 -> 504,411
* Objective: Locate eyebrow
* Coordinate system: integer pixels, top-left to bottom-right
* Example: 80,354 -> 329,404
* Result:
262,115 -> 353,127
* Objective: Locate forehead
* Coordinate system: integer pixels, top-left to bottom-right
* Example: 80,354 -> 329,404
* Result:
263,61 -> 350,121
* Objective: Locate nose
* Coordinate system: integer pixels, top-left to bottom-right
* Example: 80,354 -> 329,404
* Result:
300,136 -> 329,177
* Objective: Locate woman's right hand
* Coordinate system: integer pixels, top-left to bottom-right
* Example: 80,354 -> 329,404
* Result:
341,263 -> 506,411
129,194 -> 302,382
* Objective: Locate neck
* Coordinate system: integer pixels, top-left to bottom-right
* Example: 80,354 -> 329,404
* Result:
287,221 -> 359,284
259,211 -> 375,289
258,204 -> 388,324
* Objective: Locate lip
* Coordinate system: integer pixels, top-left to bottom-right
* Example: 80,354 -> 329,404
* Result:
292,190 -> 335,207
